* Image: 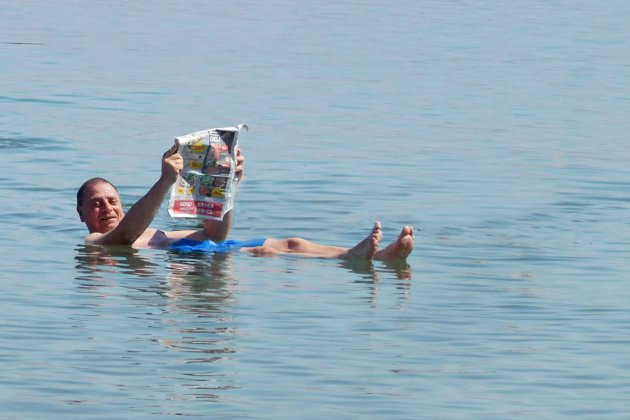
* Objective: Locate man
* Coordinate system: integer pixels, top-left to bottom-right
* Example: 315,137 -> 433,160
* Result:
77,144 -> 414,259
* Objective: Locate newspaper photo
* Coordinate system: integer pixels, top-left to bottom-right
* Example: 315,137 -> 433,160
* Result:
168,123 -> 247,220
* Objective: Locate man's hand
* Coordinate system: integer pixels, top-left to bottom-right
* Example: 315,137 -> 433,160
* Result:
161,142 -> 183,184
236,147 -> 245,177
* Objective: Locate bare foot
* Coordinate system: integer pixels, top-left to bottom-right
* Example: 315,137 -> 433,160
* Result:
374,226 -> 414,260
342,222 -> 383,260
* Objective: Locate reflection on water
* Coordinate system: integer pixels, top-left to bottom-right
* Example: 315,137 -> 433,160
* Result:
340,258 -> 412,307
70,244 -> 417,413
74,244 -> 161,280
73,245 -> 244,405
75,243 -> 414,312
75,244 -> 236,306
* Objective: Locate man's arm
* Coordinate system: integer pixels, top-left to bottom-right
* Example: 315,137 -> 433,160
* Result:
87,143 -> 182,245
199,209 -> 234,241
200,148 -> 244,240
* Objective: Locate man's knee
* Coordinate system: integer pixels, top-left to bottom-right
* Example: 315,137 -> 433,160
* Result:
285,237 -> 306,251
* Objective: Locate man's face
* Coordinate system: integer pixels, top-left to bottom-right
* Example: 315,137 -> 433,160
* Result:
78,181 -> 125,233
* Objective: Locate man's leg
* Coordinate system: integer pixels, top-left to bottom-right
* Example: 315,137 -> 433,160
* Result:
244,222 -> 383,259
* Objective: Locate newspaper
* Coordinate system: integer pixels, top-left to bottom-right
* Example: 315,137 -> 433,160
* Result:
168,124 -> 247,220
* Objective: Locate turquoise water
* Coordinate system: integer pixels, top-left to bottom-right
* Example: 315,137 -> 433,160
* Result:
2,0 -> 630,418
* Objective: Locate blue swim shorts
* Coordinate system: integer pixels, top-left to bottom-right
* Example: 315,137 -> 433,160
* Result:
170,238 -> 267,253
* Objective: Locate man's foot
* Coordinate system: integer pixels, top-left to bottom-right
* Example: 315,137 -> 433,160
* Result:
343,222 -> 383,260
374,226 -> 414,260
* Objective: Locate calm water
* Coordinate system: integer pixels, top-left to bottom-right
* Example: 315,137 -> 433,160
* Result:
2,0 -> 630,418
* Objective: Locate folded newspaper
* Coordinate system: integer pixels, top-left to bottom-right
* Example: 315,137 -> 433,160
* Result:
168,124 -> 247,220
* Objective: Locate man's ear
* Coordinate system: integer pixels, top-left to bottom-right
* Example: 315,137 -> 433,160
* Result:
77,206 -> 84,222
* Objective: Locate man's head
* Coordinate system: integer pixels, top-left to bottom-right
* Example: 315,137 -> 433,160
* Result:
76,178 -> 125,233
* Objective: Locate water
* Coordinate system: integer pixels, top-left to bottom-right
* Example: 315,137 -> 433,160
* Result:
2,0 -> 630,418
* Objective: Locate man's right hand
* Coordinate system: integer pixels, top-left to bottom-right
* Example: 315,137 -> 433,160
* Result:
161,142 -> 183,184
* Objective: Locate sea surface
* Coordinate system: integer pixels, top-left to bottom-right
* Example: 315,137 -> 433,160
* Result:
2,1 -> 630,418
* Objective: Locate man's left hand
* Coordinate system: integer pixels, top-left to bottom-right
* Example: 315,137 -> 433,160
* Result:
236,148 -> 245,177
